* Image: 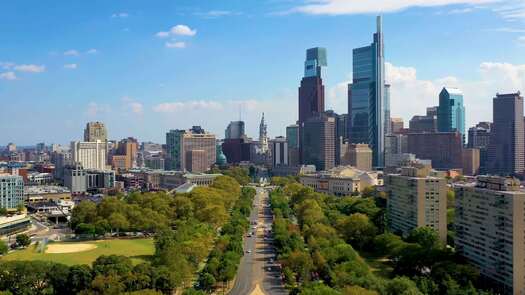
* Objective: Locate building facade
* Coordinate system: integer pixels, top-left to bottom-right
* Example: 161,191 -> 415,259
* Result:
166,127 -> 216,172
407,132 -> 463,169
386,165 -> 447,244
468,122 -> 492,173
298,47 -> 327,125
270,137 -> 289,167
300,166 -> 381,196
437,88 -> 466,141
71,140 -> 107,170
487,93 -> 524,176
84,122 -> 108,142
348,16 -> 388,168
225,121 -> 245,139
462,148 -> 480,176
302,114 -> 335,171
343,143 -> 373,171
455,176 -> 525,294
0,175 -> 24,209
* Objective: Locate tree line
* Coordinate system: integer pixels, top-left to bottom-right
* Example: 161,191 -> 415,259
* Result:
270,178 -> 493,295
0,175 -> 245,295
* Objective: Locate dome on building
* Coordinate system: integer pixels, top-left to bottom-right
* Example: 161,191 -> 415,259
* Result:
217,151 -> 227,166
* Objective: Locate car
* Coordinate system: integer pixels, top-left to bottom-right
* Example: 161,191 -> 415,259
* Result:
246,250 -> 252,254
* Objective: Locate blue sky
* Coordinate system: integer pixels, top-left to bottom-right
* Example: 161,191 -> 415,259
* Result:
1,0 -> 524,145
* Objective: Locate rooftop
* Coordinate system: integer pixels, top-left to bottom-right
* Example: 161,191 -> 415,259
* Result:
25,185 -> 71,195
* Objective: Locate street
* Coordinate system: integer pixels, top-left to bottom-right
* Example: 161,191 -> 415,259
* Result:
229,187 -> 287,295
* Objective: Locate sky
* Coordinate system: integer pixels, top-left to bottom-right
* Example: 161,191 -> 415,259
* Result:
0,0 -> 524,146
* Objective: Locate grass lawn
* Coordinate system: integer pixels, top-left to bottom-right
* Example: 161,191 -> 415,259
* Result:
359,251 -> 394,279
1,238 -> 154,266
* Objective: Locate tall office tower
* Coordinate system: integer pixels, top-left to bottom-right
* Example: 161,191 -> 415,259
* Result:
111,137 -> 138,172
84,122 -> 108,142
6,143 -> 16,152
36,142 -> 45,152
166,127 -> 216,172
487,93 -> 524,176
302,114 -> 336,171
270,137 -> 289,167
337,114 -> 349,141
298,47 -> 327,125
64,163 -> 87,194
455,176 -> 525,294
286,125 -> 299,149
437,88 -> 465,142
71,140 -> 108,170
385,134 -> 409,167
225,121 -> 245,139
53,151 -> 72,180
390,118 -> 404,134
324,110 -> 345,165
0,175 -> 24,209
386,164 -> 447,244
343,144 -> 373,171
462,148 -> 480,176
407,132 -> 463,169
348,16 -> 388,168
259,113 -> 269,154
468,122 -> 492,173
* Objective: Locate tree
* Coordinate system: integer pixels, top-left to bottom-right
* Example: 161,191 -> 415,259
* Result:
70,200 -> 97,229
15,234 -> 31,248
0,207 -> 7,216
386,277 -> 423,295
284,250 -> 314,282
152,266 -> 178,294
67,265 -> 92,294
90,274 -> 125,295
198,272 -> 216,291
108,212 -> 129,235
92,255 -> 133,277
0,240 -> 8,255
343,286 -> 379,295
407,227 -> 441,250
337,213 -> 377,250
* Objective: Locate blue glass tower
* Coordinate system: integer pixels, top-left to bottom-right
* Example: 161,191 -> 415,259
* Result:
437,87 -> 465,141
348,16 -> 388,168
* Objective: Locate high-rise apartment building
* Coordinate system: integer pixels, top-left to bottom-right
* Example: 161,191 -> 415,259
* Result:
487,93 -> 524,176
166,126 -> 216,172
462,148 -> 480,176
6,143 -> 16,152
302,114 -> 336,171
225,121 -> 245,140
455,176 -> 525,294
0,175 -> 24,209
84,122 -> 108,142
111,137 -> 138,173
407,132 -> 463,169
71,140 -> 108,170
437,88 -> 465,141
386,164 -> 447,244
348,16 -> 388,168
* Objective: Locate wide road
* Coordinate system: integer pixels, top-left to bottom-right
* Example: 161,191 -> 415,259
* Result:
229,187 -> 287,295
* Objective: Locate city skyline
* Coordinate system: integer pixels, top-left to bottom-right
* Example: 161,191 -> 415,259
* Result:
1,1 -> 524,145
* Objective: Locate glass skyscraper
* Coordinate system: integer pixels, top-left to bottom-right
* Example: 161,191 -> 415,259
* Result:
348,16 -> 389,168
437,87 -> 465,140
299,47 -> 327,124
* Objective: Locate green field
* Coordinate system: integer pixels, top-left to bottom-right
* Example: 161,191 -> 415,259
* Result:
1,238 -> 155,266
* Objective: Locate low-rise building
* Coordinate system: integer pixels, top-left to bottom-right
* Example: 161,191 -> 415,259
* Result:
300,166 -> 382,196
24,185 -> 72,203
385,164 -> 447,243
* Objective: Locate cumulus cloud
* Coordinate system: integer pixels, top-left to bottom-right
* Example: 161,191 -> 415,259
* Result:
64,63 -> 77,69
153,100 -> 223,113
86,102 -> 111,117
194,10 -> 241,18
64,49 -> 79,56
121,96 -> 144,115
165,41 -> 186,48
86,49 -> 98,54
0,72 -> 16,80
291,0 -> 497,15
112,12 -> 129,18
156,24 -> 197,38
13,64 -> 46,73
0,62 -> 14,69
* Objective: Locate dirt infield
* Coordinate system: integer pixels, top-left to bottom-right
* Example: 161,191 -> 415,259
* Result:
45,243 -> 97,254
249,284 -> 267,295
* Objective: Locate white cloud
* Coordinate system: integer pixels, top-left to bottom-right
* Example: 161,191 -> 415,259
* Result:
121,96 -> 144,115
291,0 -> 497,15
492,1 -> 525,20
156,24 -> 197,38
64,49 -> 79,56
112,12 -> 129,18
86,49 -> 98,54
0,72 -> 16,80
14,64 -> 46,73
64,63 -> 77,69
517,36 -> 525,46
86,102 -> 111,117
194,10 -> 241,18
0,62 -> 14,69
165,41 -> 186,48
447,7 -> 474,14
153,100 -> 223,113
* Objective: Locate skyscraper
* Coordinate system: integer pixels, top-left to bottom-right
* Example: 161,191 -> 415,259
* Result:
84,122 -> 108,142
302,114 -> 336,171
225,121 -> 245,139
437,87 -> 465,141
348,16 -> 388,168
298,47 -> 327,125
166,127 -> 216,172
487,92 -> 524,176
71,140 -> 108,170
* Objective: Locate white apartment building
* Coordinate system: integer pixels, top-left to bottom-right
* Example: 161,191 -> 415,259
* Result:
71,140 -> 107,170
